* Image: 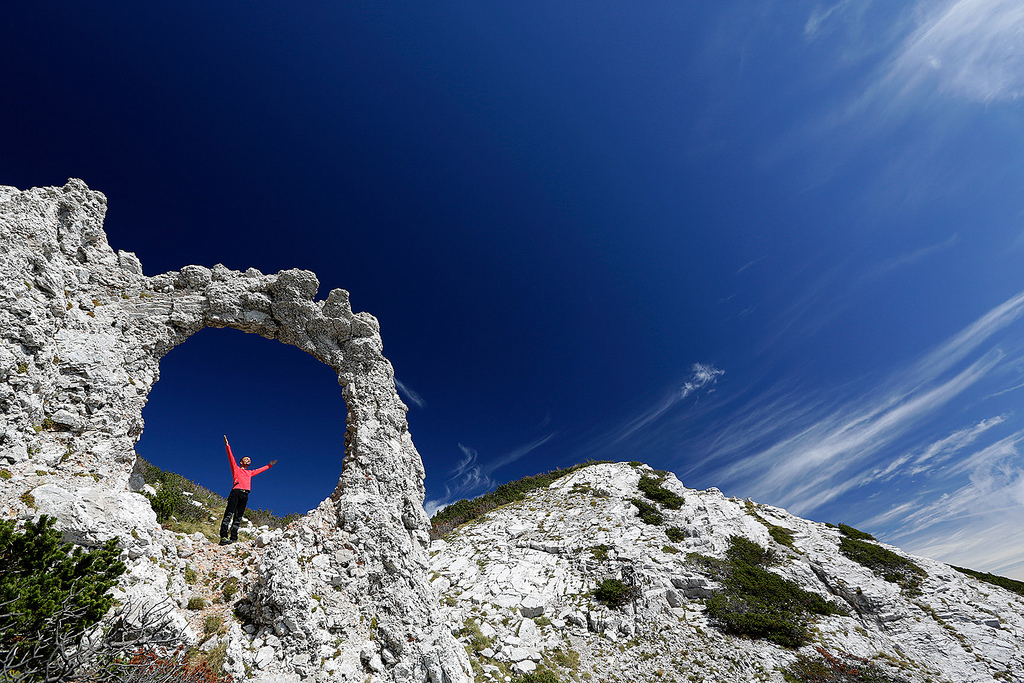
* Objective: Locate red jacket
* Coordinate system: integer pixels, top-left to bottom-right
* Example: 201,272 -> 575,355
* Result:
226,443 -> 270,491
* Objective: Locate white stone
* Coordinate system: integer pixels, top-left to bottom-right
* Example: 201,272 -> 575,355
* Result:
520,593 -> 546,618
517,618 -> 539,643
254,645 -> 275,669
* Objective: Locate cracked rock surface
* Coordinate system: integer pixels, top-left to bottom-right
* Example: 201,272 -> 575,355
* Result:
430,462 -> 1024,683
0,179 -> 470,683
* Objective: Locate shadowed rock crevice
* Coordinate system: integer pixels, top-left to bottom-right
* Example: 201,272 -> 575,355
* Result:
0,179 -> 470,683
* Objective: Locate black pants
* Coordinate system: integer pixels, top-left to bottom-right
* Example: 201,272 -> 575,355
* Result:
220,488 -> 249,540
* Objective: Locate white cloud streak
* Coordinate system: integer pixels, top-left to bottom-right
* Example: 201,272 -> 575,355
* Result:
606,364 -> 724,448
395,379 -> 425,409
858,234 -> 959,283
704,289 -> 1024,516
864,430 -> 1024,577
424,434 -> 556,516
887,0 -> 1024,103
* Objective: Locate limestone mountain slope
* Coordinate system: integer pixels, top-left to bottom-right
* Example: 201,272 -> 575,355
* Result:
429,462 -> 1024,683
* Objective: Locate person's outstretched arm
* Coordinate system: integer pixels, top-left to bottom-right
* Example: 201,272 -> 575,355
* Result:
224,435 -> 241,476
250,459 -> 277,477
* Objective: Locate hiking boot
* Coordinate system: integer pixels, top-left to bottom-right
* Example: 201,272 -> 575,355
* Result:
219,537 -> 230,546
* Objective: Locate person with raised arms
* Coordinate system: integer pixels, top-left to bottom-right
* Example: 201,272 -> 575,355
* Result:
219,435 -> 277,545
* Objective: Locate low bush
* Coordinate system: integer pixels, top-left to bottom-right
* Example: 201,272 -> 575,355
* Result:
456,618 -> 491,653
0,515 -> 125,668
665,526 -> 685,542
769,525 -> 796,549
638,476 -> 684,509
839,537 -> 925,596
593,578 -> 639,609
950,565 -> 1024,597
782,646 -> 909,682
837,523 -> 876,541
204,614 -> 225,636
0,517 -> 224,682
518,669 -> 560,683
187,597 -> 207,610
630,498 -> 663,525
693,536 -> 847,648
221,576 -> 240,601
113,647 -> 232,683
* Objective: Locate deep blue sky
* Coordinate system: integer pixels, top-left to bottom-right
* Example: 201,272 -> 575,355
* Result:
4,2 -> 1024,577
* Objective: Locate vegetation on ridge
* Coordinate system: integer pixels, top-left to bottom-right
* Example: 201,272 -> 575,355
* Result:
782,646 -> 910,683
637,474 -> 684,509
429,460 -> 613,539
690,536 -> 848,648
838,537 -> 926,596
950,565 -> 1024,598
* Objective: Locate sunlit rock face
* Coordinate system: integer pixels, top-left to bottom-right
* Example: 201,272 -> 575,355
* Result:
0,179 -> 471,683
431,462 -> 1024,683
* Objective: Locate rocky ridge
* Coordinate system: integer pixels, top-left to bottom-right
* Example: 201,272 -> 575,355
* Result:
0,179 -> 470,682
430,462 -> 1024,683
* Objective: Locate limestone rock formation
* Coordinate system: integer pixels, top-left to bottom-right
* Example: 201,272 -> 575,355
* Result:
430,462 -> 1024,682
5,179 -> 1022,683
0,179 -> 471,683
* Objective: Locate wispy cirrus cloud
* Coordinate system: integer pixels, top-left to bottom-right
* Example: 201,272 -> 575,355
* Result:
700,289 -> 1024,517
424,434 -> 555,516
886,0 -> 1024,104
863,430 -> 1024,577
395,379 -> 425,409
857,234 -> 959,284
605,363 -> 724,449
875,415 -> 1007,481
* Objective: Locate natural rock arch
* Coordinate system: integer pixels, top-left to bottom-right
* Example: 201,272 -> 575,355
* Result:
0,180 -> 469,682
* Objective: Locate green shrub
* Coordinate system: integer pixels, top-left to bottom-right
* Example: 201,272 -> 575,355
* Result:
630,498 -> 663,525
518,669 -> 561,683
727,535 -> 779,567
744,501 -> 796,549
665,526 -> 685,542
0,516 -> 125,668
204,614 -> 225,636
837,523 -> 876,541
694,536 -> 847,648
951,565 -> 1024,598
589,544 -> 611,561
769,525 -> 796,549
221,576 -> 240,601
187,597 -> 207,610
549,647 -> 580,670
429,460 -> 614,539
456,618 -> 492,652
146,476 -> 203,524
593,578 -> 639,608
782,647 -> 909,682
638,475 -> 683,509
839,537 -> 925,595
